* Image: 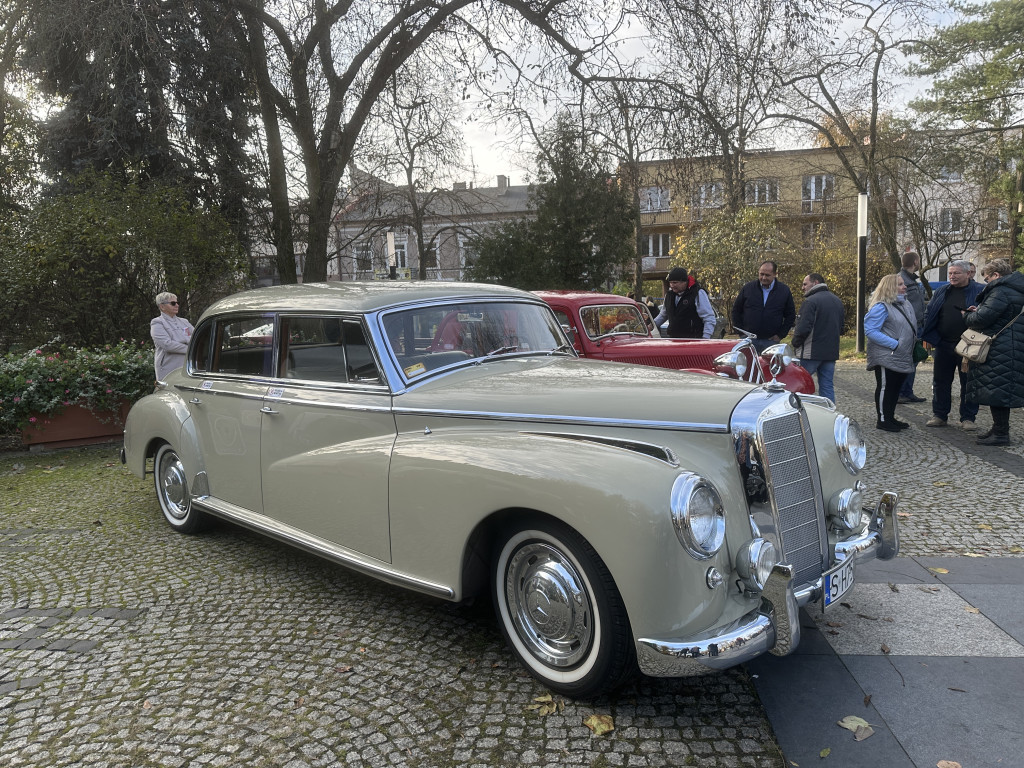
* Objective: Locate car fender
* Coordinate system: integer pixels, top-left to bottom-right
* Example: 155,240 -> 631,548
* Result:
387,425 -> 747,640
123,391 -> 205,489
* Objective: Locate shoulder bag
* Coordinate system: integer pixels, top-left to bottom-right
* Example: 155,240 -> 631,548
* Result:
893,303 -> 929,363
956,306 -> 1024,364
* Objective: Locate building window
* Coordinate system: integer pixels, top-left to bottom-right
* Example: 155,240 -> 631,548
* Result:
393,239 -> 407,269
994,207 -> 1010,232
802,221 -> 836,248
745,178 -> 779,206
801,174 -> 835,213
355,242 -> 372,272
640,186 -> 671,212
421,244 -> 437,269
940,208 -> 962,234
691,182 -> 723,220
938,166 -> 963,182
459,236 -> 478,278
640,233 -> 672,259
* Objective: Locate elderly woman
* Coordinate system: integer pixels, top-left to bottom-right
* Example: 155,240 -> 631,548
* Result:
150,291 -> 194,380
963,259 -> 1024,445
864,273 -> 917,432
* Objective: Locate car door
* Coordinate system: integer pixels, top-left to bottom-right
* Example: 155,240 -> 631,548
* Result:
259,315 -> 396,563
183,314 -> 274,514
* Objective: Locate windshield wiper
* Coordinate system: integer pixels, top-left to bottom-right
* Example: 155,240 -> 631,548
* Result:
485,345 -> 519,357
547,344 -> 575,355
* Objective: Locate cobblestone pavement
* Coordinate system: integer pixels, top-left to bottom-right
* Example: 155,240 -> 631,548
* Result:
1,450 -> 782,768
3,361 -> 1022,768
832,359 -> 1024,557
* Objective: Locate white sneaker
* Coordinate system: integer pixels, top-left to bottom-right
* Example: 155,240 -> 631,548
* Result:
926,416 -> 947,427
961,420 -> 977,432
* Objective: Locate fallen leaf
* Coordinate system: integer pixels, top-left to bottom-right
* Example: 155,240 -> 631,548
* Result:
1009,547 -> 1023,554
854,725 -> 874,741
897,511 -> 912,518
533,694 -> 553,703
857,613 -> 878,621
295,697 -> 304,707
933,481 -> 951,487
142,700 -> 152,709
837,715 -> 871,732
977,524 -> 992,531
937,762 -> 963,768
825,621 -> 843,628
583,714 -> 614,736
827,630 -> 839,636
336,666 -> 353,673
918,586 -> 941,593
948,687 -> 967,693
863,694 -> 872,707
965,606 -> 980,614
888,583 -> 899,592
840,602 -> 852,609
881,643 -> 891,654
819,747 -> 831,758
928,567 -> 950,575
963,553 -> 984,558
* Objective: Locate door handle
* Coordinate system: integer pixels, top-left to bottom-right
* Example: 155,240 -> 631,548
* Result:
189,398 -> 202,404
260,406 -> 279,415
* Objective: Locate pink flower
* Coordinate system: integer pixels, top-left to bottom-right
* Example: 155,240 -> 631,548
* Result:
29,417 -> 37,423
106,389 -> 112,393
13,397 -> 20,403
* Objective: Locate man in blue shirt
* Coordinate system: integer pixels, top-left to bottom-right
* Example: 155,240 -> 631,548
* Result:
731,261 -> 796,352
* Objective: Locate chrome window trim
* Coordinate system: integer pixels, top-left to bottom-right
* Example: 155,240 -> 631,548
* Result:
393,406 -> 729,432
173,385 -> 267,403
191,496 -> 454,600
518,431 -> 680,466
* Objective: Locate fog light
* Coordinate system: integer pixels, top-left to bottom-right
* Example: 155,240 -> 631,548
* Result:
830,483 -> 865,530
713,350 -> 748,380
736,538 -> 778,592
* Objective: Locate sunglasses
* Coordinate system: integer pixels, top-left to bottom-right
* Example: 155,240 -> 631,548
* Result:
164,301 -> 179,306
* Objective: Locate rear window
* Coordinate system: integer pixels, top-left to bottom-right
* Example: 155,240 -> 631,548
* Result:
211,317 -> 275,377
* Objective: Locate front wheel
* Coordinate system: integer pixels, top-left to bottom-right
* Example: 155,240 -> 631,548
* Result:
492,519 -> 635,697
153,443 -> 209,534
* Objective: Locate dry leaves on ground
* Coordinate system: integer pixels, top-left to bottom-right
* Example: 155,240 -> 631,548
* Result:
583,714 -> 614,736
525,694 -> 564,717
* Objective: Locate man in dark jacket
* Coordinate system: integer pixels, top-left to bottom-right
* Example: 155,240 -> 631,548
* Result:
791,273 -> 845,402
731,261 -> 796,352
654,267 -> 716,339
898,250 -> 928,403
920,260 -> 984,430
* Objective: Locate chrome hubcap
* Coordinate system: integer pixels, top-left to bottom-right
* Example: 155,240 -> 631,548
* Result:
506,542 -> 593,667
158,452 -> 189,520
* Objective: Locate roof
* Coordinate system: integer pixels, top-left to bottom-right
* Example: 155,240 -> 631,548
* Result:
200,281 -> 540,322
533,290 -> 636,305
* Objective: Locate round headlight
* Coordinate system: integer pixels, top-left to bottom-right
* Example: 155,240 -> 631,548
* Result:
713,350 -> 748,380
736,538 -> 778,592
671,473 -> 726,560
834,415 -> 867,474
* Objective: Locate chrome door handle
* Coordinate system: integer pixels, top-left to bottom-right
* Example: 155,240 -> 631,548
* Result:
260,406 -> 279,415
189,398 -> 202,404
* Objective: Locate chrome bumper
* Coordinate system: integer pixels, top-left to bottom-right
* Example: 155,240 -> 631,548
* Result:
636,491 -> 899,677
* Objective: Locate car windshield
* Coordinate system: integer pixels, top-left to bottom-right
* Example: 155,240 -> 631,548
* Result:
579,305 -> 649,339
382,300 -> 570,380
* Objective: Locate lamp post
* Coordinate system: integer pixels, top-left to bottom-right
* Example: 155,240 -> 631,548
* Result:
856,194 -> 868,353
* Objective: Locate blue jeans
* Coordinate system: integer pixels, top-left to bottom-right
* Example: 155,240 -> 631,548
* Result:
799,359 -> 836,402
899,363 -> 919,398
931,340 -> 979,423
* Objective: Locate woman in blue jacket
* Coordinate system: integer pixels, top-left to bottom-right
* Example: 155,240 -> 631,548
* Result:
864,274 -> 917,432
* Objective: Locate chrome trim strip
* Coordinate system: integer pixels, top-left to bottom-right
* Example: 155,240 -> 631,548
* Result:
263,398 -> 394,414
519,431 -> 680,466
393,407 -> 729,432
764,563 -> 800,656
190,496 -> 454,599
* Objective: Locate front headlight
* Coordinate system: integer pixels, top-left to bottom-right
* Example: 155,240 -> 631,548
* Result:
761,343 -> 795,376
713,350 -> 748,380
834,415 -> 867,475
671,473 -> 726,560
736,538 -> 778,592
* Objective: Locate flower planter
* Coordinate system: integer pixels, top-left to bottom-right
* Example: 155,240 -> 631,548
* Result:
21,401 -> 131,450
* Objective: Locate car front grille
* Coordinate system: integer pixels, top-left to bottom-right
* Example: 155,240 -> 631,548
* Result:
761,410 -> 824,586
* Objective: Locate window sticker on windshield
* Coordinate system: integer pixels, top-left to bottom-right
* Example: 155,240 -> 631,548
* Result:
267,387 -> 284,398
200,380 -> 213,390
404,362 -> 427,378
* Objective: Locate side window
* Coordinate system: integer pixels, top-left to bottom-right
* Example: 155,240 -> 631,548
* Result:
190,322 -> 212,372
212,317 -> 274,377
281,316 -> 381,385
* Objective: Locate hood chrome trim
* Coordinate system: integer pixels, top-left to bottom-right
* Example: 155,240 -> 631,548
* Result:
392,406 -> 728,432
519,431 -> 680,465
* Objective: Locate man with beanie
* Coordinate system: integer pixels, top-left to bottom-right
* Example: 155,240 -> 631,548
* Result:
731,260 -> 796,352
654,267 -> 716,339
791,273 -> 845,402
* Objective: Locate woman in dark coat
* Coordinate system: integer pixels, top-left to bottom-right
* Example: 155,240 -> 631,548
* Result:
963,260 -> 1024,445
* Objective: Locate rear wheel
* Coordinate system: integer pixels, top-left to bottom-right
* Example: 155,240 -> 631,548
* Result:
492,519 -> 635,697
154,444 -> 209,534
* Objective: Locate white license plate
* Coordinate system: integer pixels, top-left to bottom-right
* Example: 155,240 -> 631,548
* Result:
823,558 -> 855,610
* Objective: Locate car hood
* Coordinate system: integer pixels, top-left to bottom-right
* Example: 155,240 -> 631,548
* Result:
394,356 -> 753,429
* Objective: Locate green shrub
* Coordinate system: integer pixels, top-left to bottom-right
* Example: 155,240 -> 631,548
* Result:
0,340 -> 154,434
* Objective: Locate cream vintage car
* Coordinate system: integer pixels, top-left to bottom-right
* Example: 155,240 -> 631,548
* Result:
122,282 -> 899,697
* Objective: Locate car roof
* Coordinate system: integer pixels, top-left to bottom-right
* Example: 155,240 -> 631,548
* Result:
199,281 -> 539,322
533,290 -> 636,305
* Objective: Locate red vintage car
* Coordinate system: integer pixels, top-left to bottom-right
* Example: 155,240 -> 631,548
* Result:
535,290 -> 815,395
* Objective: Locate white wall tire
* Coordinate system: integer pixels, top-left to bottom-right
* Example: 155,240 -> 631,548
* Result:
153,444 -> 209,534
493,519 -> 635,697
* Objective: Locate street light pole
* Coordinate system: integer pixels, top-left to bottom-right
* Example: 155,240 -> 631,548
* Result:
856,194 -> 868,354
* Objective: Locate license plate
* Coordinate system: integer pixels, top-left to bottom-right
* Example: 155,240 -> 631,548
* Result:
823,558 -> 855,610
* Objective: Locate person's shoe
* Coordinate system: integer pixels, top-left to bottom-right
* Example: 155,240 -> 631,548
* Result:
976,428 -> 994,440
897,396 -> 911,404
976,432 -> 1010,446
926,416 -> 947,427
876,420 -> 902,432
893,419 -> 911,429
907,395 -> 926,403
961,420 -> 977,431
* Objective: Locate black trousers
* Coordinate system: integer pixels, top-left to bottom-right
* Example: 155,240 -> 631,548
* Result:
991,405 -> 1011,435
874,367 -> 909,423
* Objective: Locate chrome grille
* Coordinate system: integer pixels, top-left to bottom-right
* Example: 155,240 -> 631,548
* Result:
762,411 -> 823,586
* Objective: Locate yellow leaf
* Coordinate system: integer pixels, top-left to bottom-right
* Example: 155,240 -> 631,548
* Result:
933,481 -> 951,487
819,747 -> 831,758
965,606 -> 980,614
583,714 -> 614,736
937,762 -> 963,768
533,694 -> 553,703
928,567 -> 949,574
977,524 -> 992,530
837,715 -> 871,732
1009,547 -> 1023,554
963,553 -> 984,558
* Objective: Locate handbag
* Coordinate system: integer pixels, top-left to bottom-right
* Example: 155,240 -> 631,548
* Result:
912,339 -> 929,364
955,306 -> 1024,364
